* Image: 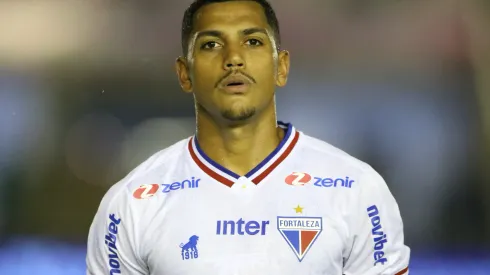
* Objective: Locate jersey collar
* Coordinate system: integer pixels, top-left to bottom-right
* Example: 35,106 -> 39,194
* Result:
188,122 -> 300,187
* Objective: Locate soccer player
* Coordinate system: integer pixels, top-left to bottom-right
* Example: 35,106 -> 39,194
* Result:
86,0 -> 410,274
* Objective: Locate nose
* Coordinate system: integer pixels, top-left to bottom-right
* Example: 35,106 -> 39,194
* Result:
223,48 -> 245,71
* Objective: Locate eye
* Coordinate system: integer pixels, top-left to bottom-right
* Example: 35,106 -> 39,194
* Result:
245,39 -> 263,47
201,41 -> 222,50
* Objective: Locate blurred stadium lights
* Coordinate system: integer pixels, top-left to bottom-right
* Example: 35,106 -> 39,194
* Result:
64,112 -> 126,186
0,0 -> 467,71
64,114 -> 195,187
0,73 -> 57,178
0,1 -> 94,68
0,238 -> 488,275
120,117 -> 195,173
0,0 -> 181,69
0,0 -> 489,274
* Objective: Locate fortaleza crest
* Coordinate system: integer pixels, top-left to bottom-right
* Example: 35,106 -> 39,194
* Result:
277,217 -> 322,262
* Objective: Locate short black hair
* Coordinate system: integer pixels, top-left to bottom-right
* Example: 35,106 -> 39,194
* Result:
181,0 -> 281,56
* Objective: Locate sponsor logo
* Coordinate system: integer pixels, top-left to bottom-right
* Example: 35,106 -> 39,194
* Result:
367,205 -> 388,266
133,184 -> 159,199
216,219 -> 270,235
277,216 -> 322,262
285,172 -> 354,188
105,214 -> 122,274
180,235 -> 199,261
285,172 -> 312,186
162,177 -> 200,193
313,176 -> 354,188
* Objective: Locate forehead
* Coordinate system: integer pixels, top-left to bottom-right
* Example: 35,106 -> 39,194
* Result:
193,1 -> 269,31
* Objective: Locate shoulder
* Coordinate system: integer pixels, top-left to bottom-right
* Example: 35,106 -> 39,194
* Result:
296,131 -> 388,194
297,132 -> 376,174
296,131 -> 401,223
99,137 -> 191,208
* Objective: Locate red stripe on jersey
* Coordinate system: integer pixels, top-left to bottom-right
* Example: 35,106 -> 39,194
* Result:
188,139 -> 235,187
394,267 -> 409,275
251,131 -> 300,184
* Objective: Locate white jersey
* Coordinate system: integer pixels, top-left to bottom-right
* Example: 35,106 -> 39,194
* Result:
86,122 -> 410,275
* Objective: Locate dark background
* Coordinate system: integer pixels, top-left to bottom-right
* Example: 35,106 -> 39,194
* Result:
0,0 -> 489,274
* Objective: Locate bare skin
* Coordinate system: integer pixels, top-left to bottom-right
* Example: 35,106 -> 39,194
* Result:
175,1 -> 290,177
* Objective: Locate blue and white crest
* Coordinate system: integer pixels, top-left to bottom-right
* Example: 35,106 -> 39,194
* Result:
277,217 -> 322,262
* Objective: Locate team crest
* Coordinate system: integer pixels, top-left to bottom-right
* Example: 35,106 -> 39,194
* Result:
277,217 -> 322,262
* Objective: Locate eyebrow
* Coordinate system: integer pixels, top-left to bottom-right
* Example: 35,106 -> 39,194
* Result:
195,27 -> 268,41
242,27 -> 268,36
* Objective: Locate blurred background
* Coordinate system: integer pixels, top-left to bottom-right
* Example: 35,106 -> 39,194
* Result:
0,0 -> 489,274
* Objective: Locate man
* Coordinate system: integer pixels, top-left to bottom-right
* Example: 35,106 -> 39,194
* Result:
86,0 -> 410,274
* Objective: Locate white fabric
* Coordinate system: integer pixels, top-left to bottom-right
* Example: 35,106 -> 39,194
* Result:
86,123 -> 410,275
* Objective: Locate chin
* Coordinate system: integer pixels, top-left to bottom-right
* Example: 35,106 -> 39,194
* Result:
220,106 -> 256,122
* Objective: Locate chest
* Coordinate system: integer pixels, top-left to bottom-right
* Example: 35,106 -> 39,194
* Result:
143,180 -> 352,274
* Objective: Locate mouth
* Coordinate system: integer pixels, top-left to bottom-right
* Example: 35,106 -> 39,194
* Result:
220,76 -> 252,93
222,82 -> 249,93
226,81 -> 245,86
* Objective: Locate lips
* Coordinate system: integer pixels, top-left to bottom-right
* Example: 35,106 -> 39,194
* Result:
221,75 -> 252,87
217,73 -> 254,94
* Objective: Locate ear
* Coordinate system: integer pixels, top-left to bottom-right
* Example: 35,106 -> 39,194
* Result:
175,57 -> 193,93
275,50 -> 290,87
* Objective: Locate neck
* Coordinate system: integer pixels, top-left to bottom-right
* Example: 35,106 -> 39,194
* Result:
195,105 -> 284,176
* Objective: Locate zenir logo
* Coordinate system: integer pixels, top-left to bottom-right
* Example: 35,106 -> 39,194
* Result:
133,184 -> 159,199
285,172 -> 312,186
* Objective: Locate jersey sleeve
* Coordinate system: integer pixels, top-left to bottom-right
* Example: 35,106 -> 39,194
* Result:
343,169 -> 410,275
86,185 -> 147,275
